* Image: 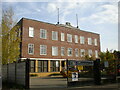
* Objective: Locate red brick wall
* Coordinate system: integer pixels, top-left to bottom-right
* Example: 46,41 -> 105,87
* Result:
21,18 -> 100,60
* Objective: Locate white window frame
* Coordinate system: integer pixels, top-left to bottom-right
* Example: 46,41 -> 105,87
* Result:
88,38 -> 92,45
75,48 -> 79,57
68,48 -> 72,56
40,29 -> 47,39
67,34 -> 72,42
74,35 -> 78,43
61,47 -> 65,56
29,27 -> 34,37
95,50 -> 98,58
88,49 -> 92,57
52,31 -> 58,40
94,39 -> 97,46
80,49 -> 85,57
80,36 -> 85,44
61,33 -> 65,41
52,46 -> 58,56
28,44 -> 34,54
40,45 -> 47,55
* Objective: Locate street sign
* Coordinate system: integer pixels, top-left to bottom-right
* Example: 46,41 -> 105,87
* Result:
78,66 -> 83,70
76,61 -> 94,66
68,60 -> 76,66
104,61 -> 109,67
72,72 -> 78,81
68,60 -> 94,66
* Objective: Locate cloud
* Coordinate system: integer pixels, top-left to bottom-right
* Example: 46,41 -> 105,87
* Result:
80,3 -> 118,24
46,1 -> 86,23
47,3 -> 57,13
14,3 -> 41,17
2,0 -> 120,2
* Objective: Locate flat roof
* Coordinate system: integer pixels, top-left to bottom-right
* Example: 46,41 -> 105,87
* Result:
20,17 -> 100,35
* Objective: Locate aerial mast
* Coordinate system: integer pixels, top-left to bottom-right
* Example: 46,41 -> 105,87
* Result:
57,8 -> 59,24
76,14 -> 79,28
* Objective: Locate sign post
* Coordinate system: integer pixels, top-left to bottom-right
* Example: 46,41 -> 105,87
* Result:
93,59 -> 101,85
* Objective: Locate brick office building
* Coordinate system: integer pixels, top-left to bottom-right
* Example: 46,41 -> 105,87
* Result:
17,18 -> 100,77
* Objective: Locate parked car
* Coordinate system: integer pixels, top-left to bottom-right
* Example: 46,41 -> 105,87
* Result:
117,65 -> 120,76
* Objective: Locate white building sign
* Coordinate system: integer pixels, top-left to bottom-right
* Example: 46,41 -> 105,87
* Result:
72,72 -> 78,81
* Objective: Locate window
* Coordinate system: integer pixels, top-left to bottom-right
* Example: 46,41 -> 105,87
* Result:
80,49 -> 85,57
30,61 -> 35,72
40,45 -> 47,55
74,35 -> 78,43
50,61 -> 60,72
75,48 -> 79,57
88,49 -> 92,57
28,44 -> 34,54
40,29 -> 47,39
52,46 -> 58,56
88,38 -> 92,45
52,31 -> 58,40
67,34 -> 72,42
94,39 -> 97,46
29,27 -> 34,37
80,36 -> 85,44
68,48 -> 72,56
38,60 -> 48,72
61,33 -> 65,41
95,50 -> 98,58
61,47 -> 65,56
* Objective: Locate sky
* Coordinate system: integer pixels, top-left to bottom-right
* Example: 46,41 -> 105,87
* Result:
1,0 -> 119,52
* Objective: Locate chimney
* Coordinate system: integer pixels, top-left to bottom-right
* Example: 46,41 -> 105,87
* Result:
66,22 -> 71,26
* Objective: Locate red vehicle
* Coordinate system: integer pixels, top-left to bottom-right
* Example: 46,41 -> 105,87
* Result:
117,65 -> 120,76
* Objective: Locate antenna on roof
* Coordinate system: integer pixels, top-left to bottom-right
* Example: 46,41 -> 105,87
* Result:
76,14 -> 79,28
57,8 -> 59,24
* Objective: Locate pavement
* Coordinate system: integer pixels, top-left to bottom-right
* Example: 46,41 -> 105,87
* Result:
30,76 -> 120,90
30,84 -> 120,90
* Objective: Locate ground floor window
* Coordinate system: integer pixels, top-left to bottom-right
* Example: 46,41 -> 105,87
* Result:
50,60 -> 60,72
30,60 -> 35,72
38,60 -> 48,72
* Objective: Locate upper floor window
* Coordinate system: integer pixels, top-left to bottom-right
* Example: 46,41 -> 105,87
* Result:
29,27 -> 34,37
80,49 -> 85,57
61,47 -> 65,56
28,44 -> 34,54
68,48 -> 72,56
67,34 -> 72,42
61,33 -> 65,41
94,39 -> 97,46
80,36 -> 85,44
95,50 -> 98,58
74,35 -> 78,43
88,38 -> 92,45
52,46 -> 58,56
75,48 -> 79,57
40,45 -> 47,55
88,49 -> 92,57
40,29 -> 47,39
52,31 -> 58,40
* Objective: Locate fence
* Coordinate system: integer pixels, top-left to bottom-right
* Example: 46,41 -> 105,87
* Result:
2,59 -> 30,89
